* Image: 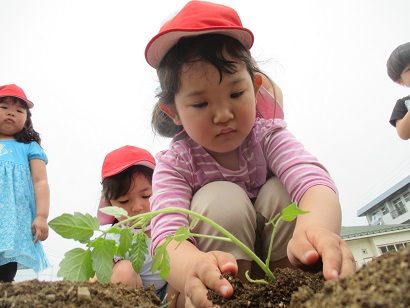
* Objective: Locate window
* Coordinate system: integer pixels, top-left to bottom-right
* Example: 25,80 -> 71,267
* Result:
393,197 -> 404,208
371,212 -> 382,225
378,241 -> 410,254
403,191 -> 410,203
381,206 -> 389,215
390,198 -> 408,218
395,243 -> 405,250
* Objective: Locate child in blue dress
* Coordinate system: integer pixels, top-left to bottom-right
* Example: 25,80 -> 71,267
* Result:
0,84 -> 50,282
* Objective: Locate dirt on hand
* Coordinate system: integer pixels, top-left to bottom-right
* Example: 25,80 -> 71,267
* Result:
1,246 -> 409,307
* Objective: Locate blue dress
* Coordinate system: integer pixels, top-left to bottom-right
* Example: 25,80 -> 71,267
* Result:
0,139 -> 50,273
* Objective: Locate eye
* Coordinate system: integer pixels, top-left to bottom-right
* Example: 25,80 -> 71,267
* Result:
192,101 -> 208,108
231,91 -> 244,99
118,200 -> 129,205
142,194 -> 152,199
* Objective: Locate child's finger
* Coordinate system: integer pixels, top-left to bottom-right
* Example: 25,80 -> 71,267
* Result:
321,237 -> 355,280
33,227 -> 41,243
337,241 -> 356,278
287,236 -> 320,269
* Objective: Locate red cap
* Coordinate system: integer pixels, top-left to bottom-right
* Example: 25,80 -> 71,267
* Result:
0,84 -> 34,109
98,146 -> 156,225
145,1 -> 254,69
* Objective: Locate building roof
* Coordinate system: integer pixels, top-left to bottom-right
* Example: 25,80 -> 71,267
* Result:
341,224 -> 410,239
356,174 -> 410,217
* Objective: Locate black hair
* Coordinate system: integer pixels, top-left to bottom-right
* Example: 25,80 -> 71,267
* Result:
151,33 -> 258,138
0,96 -> 42,145
101,165 -> 153,203
387,42 -> 410,82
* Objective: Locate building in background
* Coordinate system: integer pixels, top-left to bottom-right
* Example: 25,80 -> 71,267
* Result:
357,175 -> 410,226
341,175 -> 410,268
341,224 -> 410,268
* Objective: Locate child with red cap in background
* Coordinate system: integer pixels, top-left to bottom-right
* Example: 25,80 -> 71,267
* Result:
96,145 -> 167,302
145,1 -> 356,307
0,84 -> 50,282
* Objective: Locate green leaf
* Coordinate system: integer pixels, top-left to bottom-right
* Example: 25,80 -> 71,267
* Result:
57,248 -> 94,281
88,238 -> 116,249
49,213 -> 100,242
106,227 -> 122,234
281,202 -> 309,222
152,241 -> 170,279
91,239 -> 116,283
99,206 -> 128,219
173,226 -> 191,242
117,228 -> 133,257
129,232 -> 149,273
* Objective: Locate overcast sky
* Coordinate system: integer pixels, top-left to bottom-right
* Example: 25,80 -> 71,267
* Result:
1,0 -> 409,281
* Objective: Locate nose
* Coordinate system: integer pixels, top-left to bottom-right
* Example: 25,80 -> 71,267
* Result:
7,110 -> 14,116
131,202 -> 143,213
213,104 -> 234,124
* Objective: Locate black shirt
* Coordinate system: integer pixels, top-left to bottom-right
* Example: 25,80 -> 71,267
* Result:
389,95 -> 410,127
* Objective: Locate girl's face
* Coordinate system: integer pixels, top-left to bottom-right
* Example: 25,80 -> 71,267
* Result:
0,98 -> 27,140
110,173 -> 152,222
168,56 -> 259,160
399,64 -> 410,87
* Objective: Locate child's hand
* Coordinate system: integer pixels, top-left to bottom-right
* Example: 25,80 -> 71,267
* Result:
184,251 -> 237,307
32,216 -> 49,243
287,226 -> 356,280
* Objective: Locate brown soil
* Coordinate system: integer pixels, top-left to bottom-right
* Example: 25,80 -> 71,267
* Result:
1,246 -> 409,307
0,280 -> 161,308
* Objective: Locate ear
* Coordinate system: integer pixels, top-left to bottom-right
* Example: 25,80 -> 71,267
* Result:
254,73 -> 263,99
160,103 -> 182,125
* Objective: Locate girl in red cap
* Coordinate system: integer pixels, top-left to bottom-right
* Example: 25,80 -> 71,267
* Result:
145,1 -> 355,307
95,145 -> 168,302
0,84 -> 50,282
387,42 -> 410,140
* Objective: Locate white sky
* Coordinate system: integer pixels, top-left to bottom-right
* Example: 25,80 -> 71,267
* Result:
1,0 -> 409,281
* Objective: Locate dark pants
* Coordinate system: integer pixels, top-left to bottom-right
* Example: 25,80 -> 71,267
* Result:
0,262 -> 18,282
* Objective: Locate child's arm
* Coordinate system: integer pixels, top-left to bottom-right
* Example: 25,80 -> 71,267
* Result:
287,185 -> 356,280
164,239 -> 237,307
396,110 -> 410,140
30,159 -> 50,243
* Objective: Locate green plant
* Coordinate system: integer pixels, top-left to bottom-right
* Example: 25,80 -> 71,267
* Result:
49,202 -> 307,283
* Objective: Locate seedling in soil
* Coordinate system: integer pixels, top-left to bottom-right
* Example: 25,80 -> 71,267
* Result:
49,202 -> 308,283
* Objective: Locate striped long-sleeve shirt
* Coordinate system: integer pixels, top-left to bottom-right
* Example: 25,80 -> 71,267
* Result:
150,118 -> 337,253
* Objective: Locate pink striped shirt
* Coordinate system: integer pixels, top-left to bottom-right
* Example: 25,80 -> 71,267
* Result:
150,118 -> 337,252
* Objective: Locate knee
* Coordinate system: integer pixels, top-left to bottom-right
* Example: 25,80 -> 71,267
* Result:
191,181 -> 255,228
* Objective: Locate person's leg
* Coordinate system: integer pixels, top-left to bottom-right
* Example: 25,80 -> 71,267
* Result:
155,282 -> 169,304
190,181 -> 257,281
111,260 -> 143,288
253,177 -> 296,278
0,262 -> 18,282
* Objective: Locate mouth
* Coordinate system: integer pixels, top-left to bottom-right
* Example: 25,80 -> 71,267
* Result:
218,128 -> 235,136
5,118 -> 15,124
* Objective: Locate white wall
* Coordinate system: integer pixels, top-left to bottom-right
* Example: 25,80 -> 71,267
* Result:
345,230 -> 410,268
